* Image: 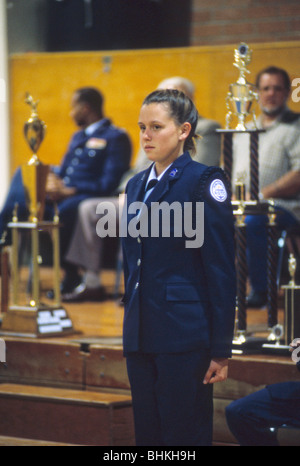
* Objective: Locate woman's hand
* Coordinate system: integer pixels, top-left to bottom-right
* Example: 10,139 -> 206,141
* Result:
203,358 -> 229,384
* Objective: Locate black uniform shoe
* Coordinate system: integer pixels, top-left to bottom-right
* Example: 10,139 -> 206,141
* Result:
62,283 -> 107,302
46,272 -> 82,299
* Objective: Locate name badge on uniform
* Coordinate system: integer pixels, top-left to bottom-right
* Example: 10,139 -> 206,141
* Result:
209,179 -> 227,202
86,138 -> 107,149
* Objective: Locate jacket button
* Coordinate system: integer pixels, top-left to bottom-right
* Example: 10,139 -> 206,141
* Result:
137,236 -> 141,243
137,259 -> 141,266
135,282 -> 139,289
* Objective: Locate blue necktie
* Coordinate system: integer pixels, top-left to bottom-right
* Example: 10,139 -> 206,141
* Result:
145,179 -> 158,192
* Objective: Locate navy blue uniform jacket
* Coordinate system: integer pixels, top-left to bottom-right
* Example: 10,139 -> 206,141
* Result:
121,151 -> 236,358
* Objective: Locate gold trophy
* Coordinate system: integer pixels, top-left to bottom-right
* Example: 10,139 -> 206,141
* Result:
281,254 -> 300,346
263,254 -> 300,354
225,43 -> 258,131
219,44 -> 276,353
21,93 -> 49,222
1,95 -> 76,338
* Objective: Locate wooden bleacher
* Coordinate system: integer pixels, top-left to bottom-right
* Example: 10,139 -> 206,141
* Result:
0,383 -> 134,446
0,383 -> 133,446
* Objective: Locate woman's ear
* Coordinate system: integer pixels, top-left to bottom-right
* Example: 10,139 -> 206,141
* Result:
179,122 -> 192,141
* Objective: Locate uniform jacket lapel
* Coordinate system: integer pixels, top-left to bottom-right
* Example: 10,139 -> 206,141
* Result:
69,129 -> 88,150
131,165 -> 152,203
126,151 -> 193,210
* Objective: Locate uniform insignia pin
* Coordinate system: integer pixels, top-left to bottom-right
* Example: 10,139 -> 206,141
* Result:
169,169 -> 178,177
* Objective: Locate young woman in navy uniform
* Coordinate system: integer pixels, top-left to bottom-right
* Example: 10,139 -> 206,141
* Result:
121,89 -> 236,446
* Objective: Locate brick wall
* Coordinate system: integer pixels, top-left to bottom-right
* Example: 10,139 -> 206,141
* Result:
191,0 -> 300,46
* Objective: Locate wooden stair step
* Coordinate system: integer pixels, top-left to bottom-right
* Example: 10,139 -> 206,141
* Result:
0,435 -> 78,446
0,383 -> 134,446
0,338 -> 130,391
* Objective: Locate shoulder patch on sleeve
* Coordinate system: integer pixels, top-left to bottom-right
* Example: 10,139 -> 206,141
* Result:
194,166 -> 231,202
209,178 -> 228,202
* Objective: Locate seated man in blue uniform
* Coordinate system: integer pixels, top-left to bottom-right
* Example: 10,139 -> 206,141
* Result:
0,87 -> 131,294
226,340 -> 300,446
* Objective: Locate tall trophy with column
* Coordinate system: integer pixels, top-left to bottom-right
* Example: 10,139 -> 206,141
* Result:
217,43 -> 278,353
263,253 -> 300,354
1,94 -> 75,337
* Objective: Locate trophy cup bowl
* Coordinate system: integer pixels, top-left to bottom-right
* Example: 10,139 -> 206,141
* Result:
21,94 -> 49,222
24,116 -> 45,155
227,82 -> 257,130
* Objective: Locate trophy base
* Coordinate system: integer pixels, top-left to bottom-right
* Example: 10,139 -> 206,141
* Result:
0,304 -> 78,338
232,335 -> 268,354
261,341 -> 291,356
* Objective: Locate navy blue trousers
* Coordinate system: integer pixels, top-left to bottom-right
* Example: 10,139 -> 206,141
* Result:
226,383 -> 300,446
126,350 -> 213,446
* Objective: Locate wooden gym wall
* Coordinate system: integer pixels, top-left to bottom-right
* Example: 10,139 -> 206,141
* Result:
8,41 -> 300,175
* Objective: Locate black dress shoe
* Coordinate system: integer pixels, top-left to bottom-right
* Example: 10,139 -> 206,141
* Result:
246,290 -> 268,308
62,283 -> 107,302
46,274 -> 82,299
